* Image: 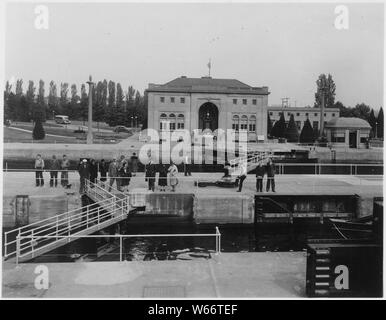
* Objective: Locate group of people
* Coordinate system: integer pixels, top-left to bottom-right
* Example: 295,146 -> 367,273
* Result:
77,153 -> 139,193
222,158 -> 276,192
34,154 -> 70,188
144,160 -> 179,192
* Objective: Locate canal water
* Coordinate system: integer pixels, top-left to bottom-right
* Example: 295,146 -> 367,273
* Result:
24,217 -> 346,263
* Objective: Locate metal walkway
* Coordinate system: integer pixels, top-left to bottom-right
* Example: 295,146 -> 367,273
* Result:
229,151 -> 273,176
4,180 -> 132,263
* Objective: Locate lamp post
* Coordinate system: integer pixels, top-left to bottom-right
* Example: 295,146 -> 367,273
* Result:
135,116 -> 138,129
131,116 -> 134,128
86,75 -> 94,144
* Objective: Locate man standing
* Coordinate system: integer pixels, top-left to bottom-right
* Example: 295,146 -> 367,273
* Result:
255,162 -> 265,192
266,158 -> 276,192
145,159 -> 156,192
130,152 -> 139,176
49,155 -> 61,187
236,161 -> 247,192
78,159 -> 90,194
34,154 -> 45,187
60,154 -> 70,187
184,154 -> 192,176
108,158 -> 119,192
99,159 -> 108,182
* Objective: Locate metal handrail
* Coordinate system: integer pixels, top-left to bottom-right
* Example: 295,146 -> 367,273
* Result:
16,227 -> 222,262
4,179 -> 129,260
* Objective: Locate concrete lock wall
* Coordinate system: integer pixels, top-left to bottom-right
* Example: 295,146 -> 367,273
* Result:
141,193 -> 194,218
3,195 -> 68,228
193,194 -> 254,224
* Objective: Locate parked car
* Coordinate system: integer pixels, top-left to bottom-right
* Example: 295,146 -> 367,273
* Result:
113,126 -> 131,133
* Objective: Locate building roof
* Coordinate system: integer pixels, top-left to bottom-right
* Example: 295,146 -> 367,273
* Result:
325,117 -> 371,129
146,76 -> 269,95
268,106 -> 340,112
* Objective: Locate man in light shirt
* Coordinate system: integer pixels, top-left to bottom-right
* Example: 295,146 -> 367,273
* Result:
237,161 -> 247,192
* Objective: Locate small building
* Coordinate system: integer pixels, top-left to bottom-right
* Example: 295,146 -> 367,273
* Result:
325,117 -> 371,149
268,106 -> 339,131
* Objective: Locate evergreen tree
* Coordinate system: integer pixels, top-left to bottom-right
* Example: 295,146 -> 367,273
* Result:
377,107 -> 384,139
59,82 -> 69,114
267,113 -> 273,137
107,81 -> 116,126
369,109 -> 377,138
80,84 -> 88,125
32,116 -> 45,140
271,112 -> 286,138
285,114 -> 299,142
299,118 -> 314,143
48,81 -> 59,119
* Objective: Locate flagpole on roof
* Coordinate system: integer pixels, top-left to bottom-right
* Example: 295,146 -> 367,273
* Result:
207,58 -> 211,77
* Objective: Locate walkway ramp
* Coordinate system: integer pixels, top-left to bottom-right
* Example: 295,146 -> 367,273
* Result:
229,151 -> 273,176
4,180 -> 132,263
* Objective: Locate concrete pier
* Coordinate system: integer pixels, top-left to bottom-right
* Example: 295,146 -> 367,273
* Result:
2,252 -> 306,298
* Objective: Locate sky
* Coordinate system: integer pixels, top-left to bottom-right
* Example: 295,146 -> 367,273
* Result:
4,2 -> 384,109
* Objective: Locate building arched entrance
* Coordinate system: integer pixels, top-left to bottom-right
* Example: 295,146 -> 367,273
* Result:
198,102 -> 219,131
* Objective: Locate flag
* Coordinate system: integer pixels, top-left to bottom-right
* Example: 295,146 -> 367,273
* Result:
207,60 -> 211,69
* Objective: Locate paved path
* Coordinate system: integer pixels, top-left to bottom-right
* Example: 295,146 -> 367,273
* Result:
2,252 -> 306,298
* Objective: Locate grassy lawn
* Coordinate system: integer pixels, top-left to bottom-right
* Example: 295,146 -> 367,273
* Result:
4,122 -> 133,144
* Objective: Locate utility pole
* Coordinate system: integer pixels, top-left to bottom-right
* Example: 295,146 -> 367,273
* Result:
86,75 -> 94,144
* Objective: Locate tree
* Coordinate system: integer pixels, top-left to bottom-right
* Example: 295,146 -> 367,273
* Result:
368,109 -> 377,138
270,112 -> 286,138
69,84 -> 80,119
59,82 -> 69,114
33,79 -> 46,122
93,81 -> 105,128
285,114 -> 299,142
267,113 -> 273,137
32,115 -> 45,140
299,118 -> 315,143
106,81 -> 116,126
377,107 -> 384,139
48,81 -> 59,118
26,80 -> 36,120
4,81 -> 13,120
352,103 -> 371,121
314,74 -> 336,108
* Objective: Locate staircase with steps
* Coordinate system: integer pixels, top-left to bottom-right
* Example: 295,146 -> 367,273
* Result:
4,180 -> 132,263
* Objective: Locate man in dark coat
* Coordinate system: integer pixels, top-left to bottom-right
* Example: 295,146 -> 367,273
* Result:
89,159 -> 98,184
255,162 -> 265,192
266,158 -> 276,192
99,159 -> 108,182
78,159 -> 90,193
145,160 -> 156,191
49,155 -> 61,187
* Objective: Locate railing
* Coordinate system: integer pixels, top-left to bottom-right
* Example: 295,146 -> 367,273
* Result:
229,151 -> 273,175
4,180 -> 130,261
14,227 -> 221,263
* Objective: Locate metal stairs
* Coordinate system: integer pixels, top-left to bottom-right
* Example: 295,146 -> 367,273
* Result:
4,180 -> 132,263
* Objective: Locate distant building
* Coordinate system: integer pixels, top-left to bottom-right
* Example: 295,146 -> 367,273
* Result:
146,76 -> 269,141
325,117 -> 371,149
268,106 -> 340,132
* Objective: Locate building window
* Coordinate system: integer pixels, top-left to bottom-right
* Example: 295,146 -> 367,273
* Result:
249,115 -> 256,132
296,113 -> 300,116
160,113 -> 167,130
269,112 -> 273,116
169,113 -> 176,131
233,99 -> 237,105
170,97 -> 175,103
313,121 -> 319,129
180,97 -> 185,103
360,137 -> 368,143
324,113 -> 326,117
332,113 -> 335,117
252,99 -> 257,105
305,113 -> 309,116
232,115 -> 239,131
240,115 -> 248,130
243,99 -> 247,105
314,113 -> 318,117
287,112 -> 291,116
177,114 -> 184,129
160,97 -> 165,103
296,121 -> 301,130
